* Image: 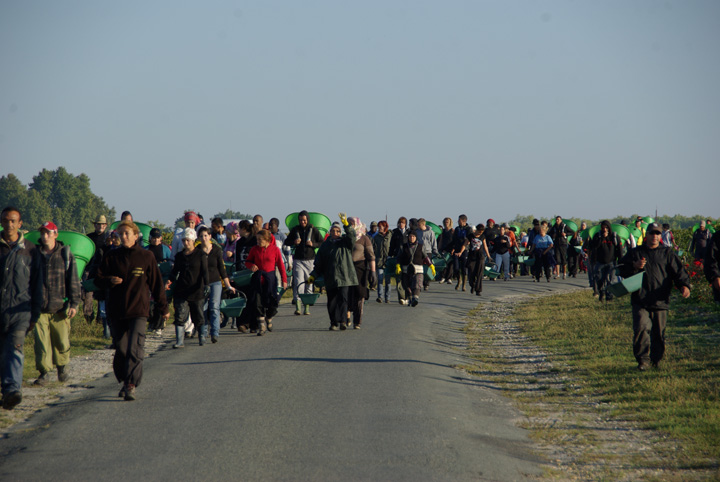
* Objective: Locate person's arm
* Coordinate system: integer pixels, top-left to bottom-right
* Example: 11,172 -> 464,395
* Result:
201,251 -> 209,286
245,247 -> 258,272
65,249 -> 81,317
704,233 -> 720,291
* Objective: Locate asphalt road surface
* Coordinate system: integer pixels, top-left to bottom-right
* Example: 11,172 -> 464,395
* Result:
0,275 -> 587,481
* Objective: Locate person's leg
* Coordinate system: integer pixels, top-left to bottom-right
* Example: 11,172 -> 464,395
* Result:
206,281 -> 222,339
189,299 -> 206,344
632,305 -> 652,368
124,317 -> 147,388
502,252 -> 510,279
33,314 -> 53,376
376,268 -> 385,302
1,330 -> 26,407
649,310 -> 667,366
112,318 -> 131,383
82,290 -> 95,323
326,287 -> 338,327
337,287 -> 350,329
49,312 -> 72,380
173,299 -> 189,347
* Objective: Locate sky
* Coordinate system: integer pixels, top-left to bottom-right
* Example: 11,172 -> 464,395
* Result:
1,1 -> 719,229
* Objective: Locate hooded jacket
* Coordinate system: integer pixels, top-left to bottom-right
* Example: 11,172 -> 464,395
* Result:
0,233 -> 42,334
619,244 -> 691,310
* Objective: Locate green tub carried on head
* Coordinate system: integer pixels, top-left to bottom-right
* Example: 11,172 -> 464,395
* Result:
24,230 -> 96,278
109,221 -> 153,246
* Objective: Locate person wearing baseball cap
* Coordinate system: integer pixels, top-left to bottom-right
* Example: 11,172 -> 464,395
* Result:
619,222 -> 691,371
33,221 -> 82,386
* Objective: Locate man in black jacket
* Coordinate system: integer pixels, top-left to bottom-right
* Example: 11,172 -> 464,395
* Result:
704,230 -> 720,303
0,207 -> 43,410
619,223 -> 691,371
284,211 -> 324,315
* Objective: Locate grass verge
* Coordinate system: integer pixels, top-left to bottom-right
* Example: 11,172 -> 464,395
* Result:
463,289 -> 720,480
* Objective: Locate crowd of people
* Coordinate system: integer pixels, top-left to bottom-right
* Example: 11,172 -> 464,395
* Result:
1,205 -> 717,407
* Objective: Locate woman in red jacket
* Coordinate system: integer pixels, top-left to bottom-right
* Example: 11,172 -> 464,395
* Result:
245,230 -> 287,336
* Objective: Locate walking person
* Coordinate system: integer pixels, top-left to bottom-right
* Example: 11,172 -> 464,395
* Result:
466,224 -> 491,296
397,230 -> 430,307
348,217 -> 376,328
530,223 -> 555,282
416,218 -> 439,290
589,220 -> 622,301
451,215 -> 471,291
33,221 -> 82,386
548,216 -> 572,279
690,221 -> 712,262
244,229 -> 287,336
388,217 -> 408,302
284,211 -> 324,315
619,223 -> 691,370
145,228 -> 172,336
310,217 -> 358,331
492,224 -> 512,281
96,221 -> 169,401
372,221 -> 391,303
0,207 -> 42,410
437,217 -> 454,283
705,229 -> 720,303
83,215 -> 109,324
167,228 -> 208,348
198,226 -> 236,343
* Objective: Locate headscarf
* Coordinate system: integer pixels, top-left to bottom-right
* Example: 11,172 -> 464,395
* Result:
349,217 -> 366,241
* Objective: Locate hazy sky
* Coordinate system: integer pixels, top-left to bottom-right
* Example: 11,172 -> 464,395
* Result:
2,1 -> 719,228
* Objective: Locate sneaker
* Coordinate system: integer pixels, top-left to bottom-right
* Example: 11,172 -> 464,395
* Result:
354,324 -> 361,330
34,372 -> 49,386
562,273 -> 566,279
329,325 -> 339,331
411,298 -> 419,307
637,362 -> 650,371
2,391 -> 22,410
211,336 -> 218,344
340,322 -> 347,331
376,298 -> 382,303
172,343 -> 184,349
238,325 -> 249,333
118,386 -> 126,398
124,384 -> 136,401
57,365 -> 69,383
438,278 -> 445,284
384,299 -> 389,303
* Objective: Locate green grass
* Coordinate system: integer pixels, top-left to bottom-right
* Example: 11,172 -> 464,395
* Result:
464,289 -> 720,479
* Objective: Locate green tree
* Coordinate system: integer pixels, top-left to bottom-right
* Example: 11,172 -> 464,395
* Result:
212,209 -> 253,221
1,168 -> 115,233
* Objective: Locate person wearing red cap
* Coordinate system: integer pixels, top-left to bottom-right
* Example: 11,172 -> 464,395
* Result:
32,221 -> 82,386
0,206 -> 43,410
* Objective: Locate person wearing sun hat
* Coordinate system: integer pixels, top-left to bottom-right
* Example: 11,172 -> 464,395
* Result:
619,222 -> 691,371
83,214 -> 110,324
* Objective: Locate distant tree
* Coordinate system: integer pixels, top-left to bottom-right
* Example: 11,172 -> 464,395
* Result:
146,220 -> 168,232
212,209 -> 253,221
1,168 -> 115,233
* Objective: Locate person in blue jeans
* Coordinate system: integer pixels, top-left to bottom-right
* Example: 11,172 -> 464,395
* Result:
198,227 -> 235,343
492,224 -> 512,281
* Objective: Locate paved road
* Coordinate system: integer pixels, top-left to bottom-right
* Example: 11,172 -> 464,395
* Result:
0,275 -> 587,481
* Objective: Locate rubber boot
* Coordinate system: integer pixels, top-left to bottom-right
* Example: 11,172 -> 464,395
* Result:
293,300 -> 301,316
303,304 -> 310,315
173,325 -> 185,348
57,365 -> 69,382
199,324 -> 207,346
